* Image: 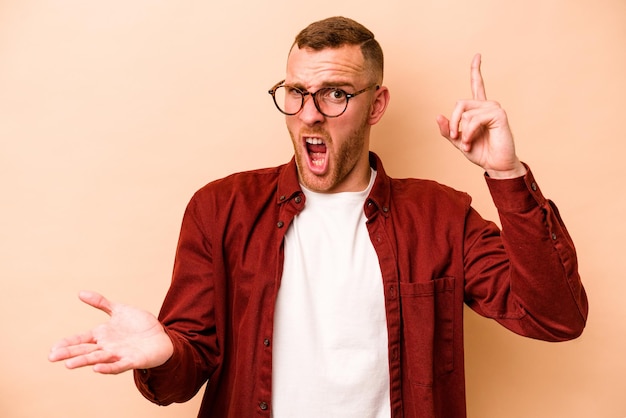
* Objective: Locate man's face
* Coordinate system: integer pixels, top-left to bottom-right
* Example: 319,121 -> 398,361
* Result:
284,45 -> 379,193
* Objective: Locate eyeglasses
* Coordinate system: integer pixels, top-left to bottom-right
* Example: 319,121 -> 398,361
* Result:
268,80 -> 380,118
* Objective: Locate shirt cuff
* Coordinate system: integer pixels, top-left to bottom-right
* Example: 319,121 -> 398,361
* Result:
135,327 -> 185,382
485,163 -> 547,213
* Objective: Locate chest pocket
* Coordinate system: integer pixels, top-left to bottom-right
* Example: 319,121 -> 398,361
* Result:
400,277 -> 455,387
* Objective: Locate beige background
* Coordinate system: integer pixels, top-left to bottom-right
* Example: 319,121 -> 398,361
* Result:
1,0 -> 624,417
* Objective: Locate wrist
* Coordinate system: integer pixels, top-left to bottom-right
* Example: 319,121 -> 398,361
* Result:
486,162 -> 527,179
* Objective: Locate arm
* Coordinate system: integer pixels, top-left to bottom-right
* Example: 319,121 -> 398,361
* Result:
438,54 -> 587,339
464,169 -> 588,340
133,196 -> 220,405
49,197 -> 219,405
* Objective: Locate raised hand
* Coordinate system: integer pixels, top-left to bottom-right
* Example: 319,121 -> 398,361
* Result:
48,291 -> 173,374
436,54 -> 526,179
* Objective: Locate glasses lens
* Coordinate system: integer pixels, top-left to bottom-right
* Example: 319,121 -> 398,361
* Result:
271,85 -> 350,117
273,86 -> 303,115
316,88 -> 348,117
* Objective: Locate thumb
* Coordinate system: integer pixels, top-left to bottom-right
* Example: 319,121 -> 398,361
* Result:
78,290 -> 114,316
436,114 -> 451,139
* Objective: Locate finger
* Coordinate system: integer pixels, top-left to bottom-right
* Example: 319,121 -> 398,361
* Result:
459,119 -> 483,152
65,350 -> 135,375
49,342 -> 101,363
458,106 -> 504,149
64,349 -> 120,370
436,114 -> 451,139
449,100 -> 467,139
78,290 -> 114,316
93,359 -> 135,375
50,330 -> 96,352
471,53 -> 487,101
437,114 -> 467,152
49,330 -> 99,361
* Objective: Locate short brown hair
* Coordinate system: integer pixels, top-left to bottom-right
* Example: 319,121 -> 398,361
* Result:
292,16 -> 384,82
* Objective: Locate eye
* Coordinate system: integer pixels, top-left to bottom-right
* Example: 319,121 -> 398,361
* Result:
321,88 -> 347,103
284,86 -> 304,98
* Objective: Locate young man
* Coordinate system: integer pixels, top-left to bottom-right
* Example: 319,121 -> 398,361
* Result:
49,16 -> 587,418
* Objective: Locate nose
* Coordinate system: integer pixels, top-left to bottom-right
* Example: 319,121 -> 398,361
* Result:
298,94 -> 325,125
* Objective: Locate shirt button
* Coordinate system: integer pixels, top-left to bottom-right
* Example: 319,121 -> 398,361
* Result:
294,196 -> 302,204
277,221 -> 284,228
551,232 -> 557,240
531,182 -> 538,191
259,401 -> 268,410
263,338 -> 270,347
279,195 -> 286,201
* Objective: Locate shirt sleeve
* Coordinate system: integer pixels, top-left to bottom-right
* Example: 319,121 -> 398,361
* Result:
133,195 -> 220,405
462,164 -> 588,341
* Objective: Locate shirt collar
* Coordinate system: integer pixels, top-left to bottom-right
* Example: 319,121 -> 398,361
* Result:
366,152 -> 392,219
276,152 -> 392,218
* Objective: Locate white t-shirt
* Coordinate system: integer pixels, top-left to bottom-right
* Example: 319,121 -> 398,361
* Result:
272,170 -> 390,418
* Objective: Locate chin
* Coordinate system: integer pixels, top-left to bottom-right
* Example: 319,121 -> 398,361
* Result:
300,173 -> 333,192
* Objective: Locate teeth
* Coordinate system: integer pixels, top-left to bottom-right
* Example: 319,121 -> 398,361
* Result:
305,137 -> 324,145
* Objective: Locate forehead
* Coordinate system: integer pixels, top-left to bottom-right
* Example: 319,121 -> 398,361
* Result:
285,45 -> 368,88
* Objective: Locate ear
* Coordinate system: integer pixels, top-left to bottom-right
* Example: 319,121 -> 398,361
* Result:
368,86 -> 390,125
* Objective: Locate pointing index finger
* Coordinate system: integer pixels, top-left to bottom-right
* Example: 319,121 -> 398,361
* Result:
471,53 -> 487,101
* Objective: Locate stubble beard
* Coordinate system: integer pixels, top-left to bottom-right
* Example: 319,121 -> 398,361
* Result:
290,118 -> 369,193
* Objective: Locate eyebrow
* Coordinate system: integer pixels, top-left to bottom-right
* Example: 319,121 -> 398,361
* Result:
287,80 -> 356,92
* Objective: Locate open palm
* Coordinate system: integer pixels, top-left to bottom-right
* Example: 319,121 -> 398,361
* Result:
49,291 -> 173,374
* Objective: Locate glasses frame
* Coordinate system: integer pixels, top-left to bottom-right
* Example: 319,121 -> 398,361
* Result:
268,80 -> 380,118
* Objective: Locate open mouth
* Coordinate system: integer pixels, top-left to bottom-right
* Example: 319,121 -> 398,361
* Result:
305,137 -> 328,171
